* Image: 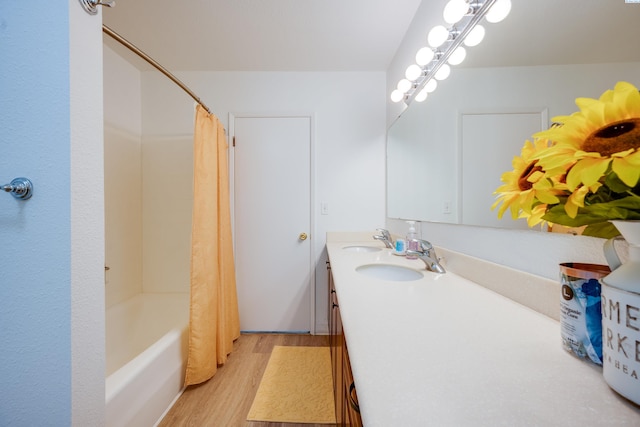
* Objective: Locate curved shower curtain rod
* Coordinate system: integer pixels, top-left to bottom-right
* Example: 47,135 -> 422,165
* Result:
102,24 -> 212,114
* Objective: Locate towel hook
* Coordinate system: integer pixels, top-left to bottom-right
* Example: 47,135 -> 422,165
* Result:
79,0 -> 115,15
2,177 -> 33,200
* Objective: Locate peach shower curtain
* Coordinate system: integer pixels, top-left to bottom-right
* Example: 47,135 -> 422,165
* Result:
184,104 -> 240,386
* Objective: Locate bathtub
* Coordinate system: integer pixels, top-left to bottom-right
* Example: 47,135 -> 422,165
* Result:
105,293 -> 190,427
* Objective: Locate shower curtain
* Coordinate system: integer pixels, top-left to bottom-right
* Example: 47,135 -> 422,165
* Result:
184,105 -> 240,386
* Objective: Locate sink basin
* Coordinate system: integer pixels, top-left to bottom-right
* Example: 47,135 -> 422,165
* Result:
355,264 -> 423,281
342,245 -> 382,253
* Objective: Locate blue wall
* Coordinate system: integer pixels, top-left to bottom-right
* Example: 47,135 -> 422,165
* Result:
0,2 -> 72,425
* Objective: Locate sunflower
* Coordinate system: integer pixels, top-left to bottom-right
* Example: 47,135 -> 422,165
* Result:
492,138 -> 565,225
534,81 -> 640,191
495,82 -> 640,238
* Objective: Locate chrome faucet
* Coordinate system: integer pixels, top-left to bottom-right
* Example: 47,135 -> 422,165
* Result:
373,228 -> 394,249
407,239 -> 446,274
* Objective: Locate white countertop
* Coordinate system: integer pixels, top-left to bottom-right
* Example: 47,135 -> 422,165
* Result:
326,233 -> 640,426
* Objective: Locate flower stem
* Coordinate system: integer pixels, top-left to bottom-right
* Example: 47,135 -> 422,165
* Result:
627,191 -> 640,199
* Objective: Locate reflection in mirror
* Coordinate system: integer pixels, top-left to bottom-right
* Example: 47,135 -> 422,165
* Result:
387,0 -> 640,230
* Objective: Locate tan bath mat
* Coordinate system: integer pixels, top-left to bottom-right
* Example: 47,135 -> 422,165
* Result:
247,346 -> 336,424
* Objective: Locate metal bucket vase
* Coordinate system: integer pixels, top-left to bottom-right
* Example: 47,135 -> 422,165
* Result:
601,220 -> 640,405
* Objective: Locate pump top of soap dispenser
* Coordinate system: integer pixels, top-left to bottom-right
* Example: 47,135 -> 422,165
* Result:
405,221 -> 419,259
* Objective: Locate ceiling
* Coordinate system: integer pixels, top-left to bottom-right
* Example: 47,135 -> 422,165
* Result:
102,0 -> 423,72
102,0 -> 640,73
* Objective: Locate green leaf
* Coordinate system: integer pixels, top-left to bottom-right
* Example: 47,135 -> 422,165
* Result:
604,172 -> 633,193
542,206 -> 601,226
585,197 -> 640,215
542,195 -> 640,227
582,222 -> 621,239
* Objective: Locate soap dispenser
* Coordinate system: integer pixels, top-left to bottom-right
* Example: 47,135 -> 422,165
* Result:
405,221 -> 419,259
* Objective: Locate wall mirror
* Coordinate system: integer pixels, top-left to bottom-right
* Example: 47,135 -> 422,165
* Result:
387,0 -> 640,229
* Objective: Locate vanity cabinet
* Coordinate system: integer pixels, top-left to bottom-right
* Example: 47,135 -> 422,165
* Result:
342,341 -> 362,426
327,261 -> 362,427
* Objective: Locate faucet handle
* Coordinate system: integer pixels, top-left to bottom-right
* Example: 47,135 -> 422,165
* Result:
410,239 -> 433,253
376,228 -> 390,238
408,239 -> 446,274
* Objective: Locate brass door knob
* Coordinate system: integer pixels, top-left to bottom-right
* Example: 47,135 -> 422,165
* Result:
299,232 -> 308,241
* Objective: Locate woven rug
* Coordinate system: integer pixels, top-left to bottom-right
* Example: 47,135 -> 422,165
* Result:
247,346 -> 336,424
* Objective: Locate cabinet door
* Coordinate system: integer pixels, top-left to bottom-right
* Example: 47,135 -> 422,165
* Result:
343,340 -> 363,427
327,262 -> 332,322
328,265 -> 344,424
333,300 -> 344,424
328,266 -> 362,426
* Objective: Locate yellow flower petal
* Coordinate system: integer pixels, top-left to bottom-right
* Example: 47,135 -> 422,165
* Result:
534,190 -> 560,205
564,186 -> 594,219
566,157 -> 610,189
612,150 -> 640,187
526,204 -> 549,227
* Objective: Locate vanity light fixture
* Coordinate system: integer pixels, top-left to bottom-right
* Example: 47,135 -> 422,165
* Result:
427,25 -> 451,48
443,0 -> 469,24
464,24 -> 486,46
391,0 -> 510,104
390,90 -> 405,103
485,0 -> 511,23
397,78 -> 413,93
415,47 -> 435,66
447,46 -> 467,65
414,88 -> 429,102
405,64 -> 424,81
434,63 -> 451,80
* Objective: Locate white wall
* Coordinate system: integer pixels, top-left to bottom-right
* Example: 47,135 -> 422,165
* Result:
384,3 -> 625,281
70,5 -> 105,423
103,45 -> 144,308
140,71 -> 387,333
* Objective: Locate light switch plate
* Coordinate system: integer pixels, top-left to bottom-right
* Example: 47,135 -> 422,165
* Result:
321,202 -> 329,215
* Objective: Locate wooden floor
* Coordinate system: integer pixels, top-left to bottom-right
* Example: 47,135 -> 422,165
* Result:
158,333 -> 332,427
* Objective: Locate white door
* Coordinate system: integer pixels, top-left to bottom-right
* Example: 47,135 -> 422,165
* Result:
232,115 -> 313,332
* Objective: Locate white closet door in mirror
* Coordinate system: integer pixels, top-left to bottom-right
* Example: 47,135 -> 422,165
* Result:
460,110 -> 547,229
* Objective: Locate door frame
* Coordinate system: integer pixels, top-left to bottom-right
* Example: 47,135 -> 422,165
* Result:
229,112 -> 317,334
457,107 -> 548,227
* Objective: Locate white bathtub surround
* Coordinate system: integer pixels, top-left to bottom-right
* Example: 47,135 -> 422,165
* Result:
105,293 -> 189,427
326,232 -> 640,426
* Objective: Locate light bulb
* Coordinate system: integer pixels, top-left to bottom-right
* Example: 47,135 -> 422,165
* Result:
397,78 -> 412,93
425,79 -> 438,93
447,46 -> 466,65
443,0 -> 469,24
415,47 -> 435,66
485,0 -> 511,23
434,64 -> 451,80
405,64 -> 423,81
464,24 -> 485,47
414,88 -> 428,102
390,90 -> 404,103
428,25 -> 450,48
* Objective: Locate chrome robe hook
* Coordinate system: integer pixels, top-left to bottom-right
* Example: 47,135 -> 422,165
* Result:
2,177 -> 33,200
79,0 -> 115,15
